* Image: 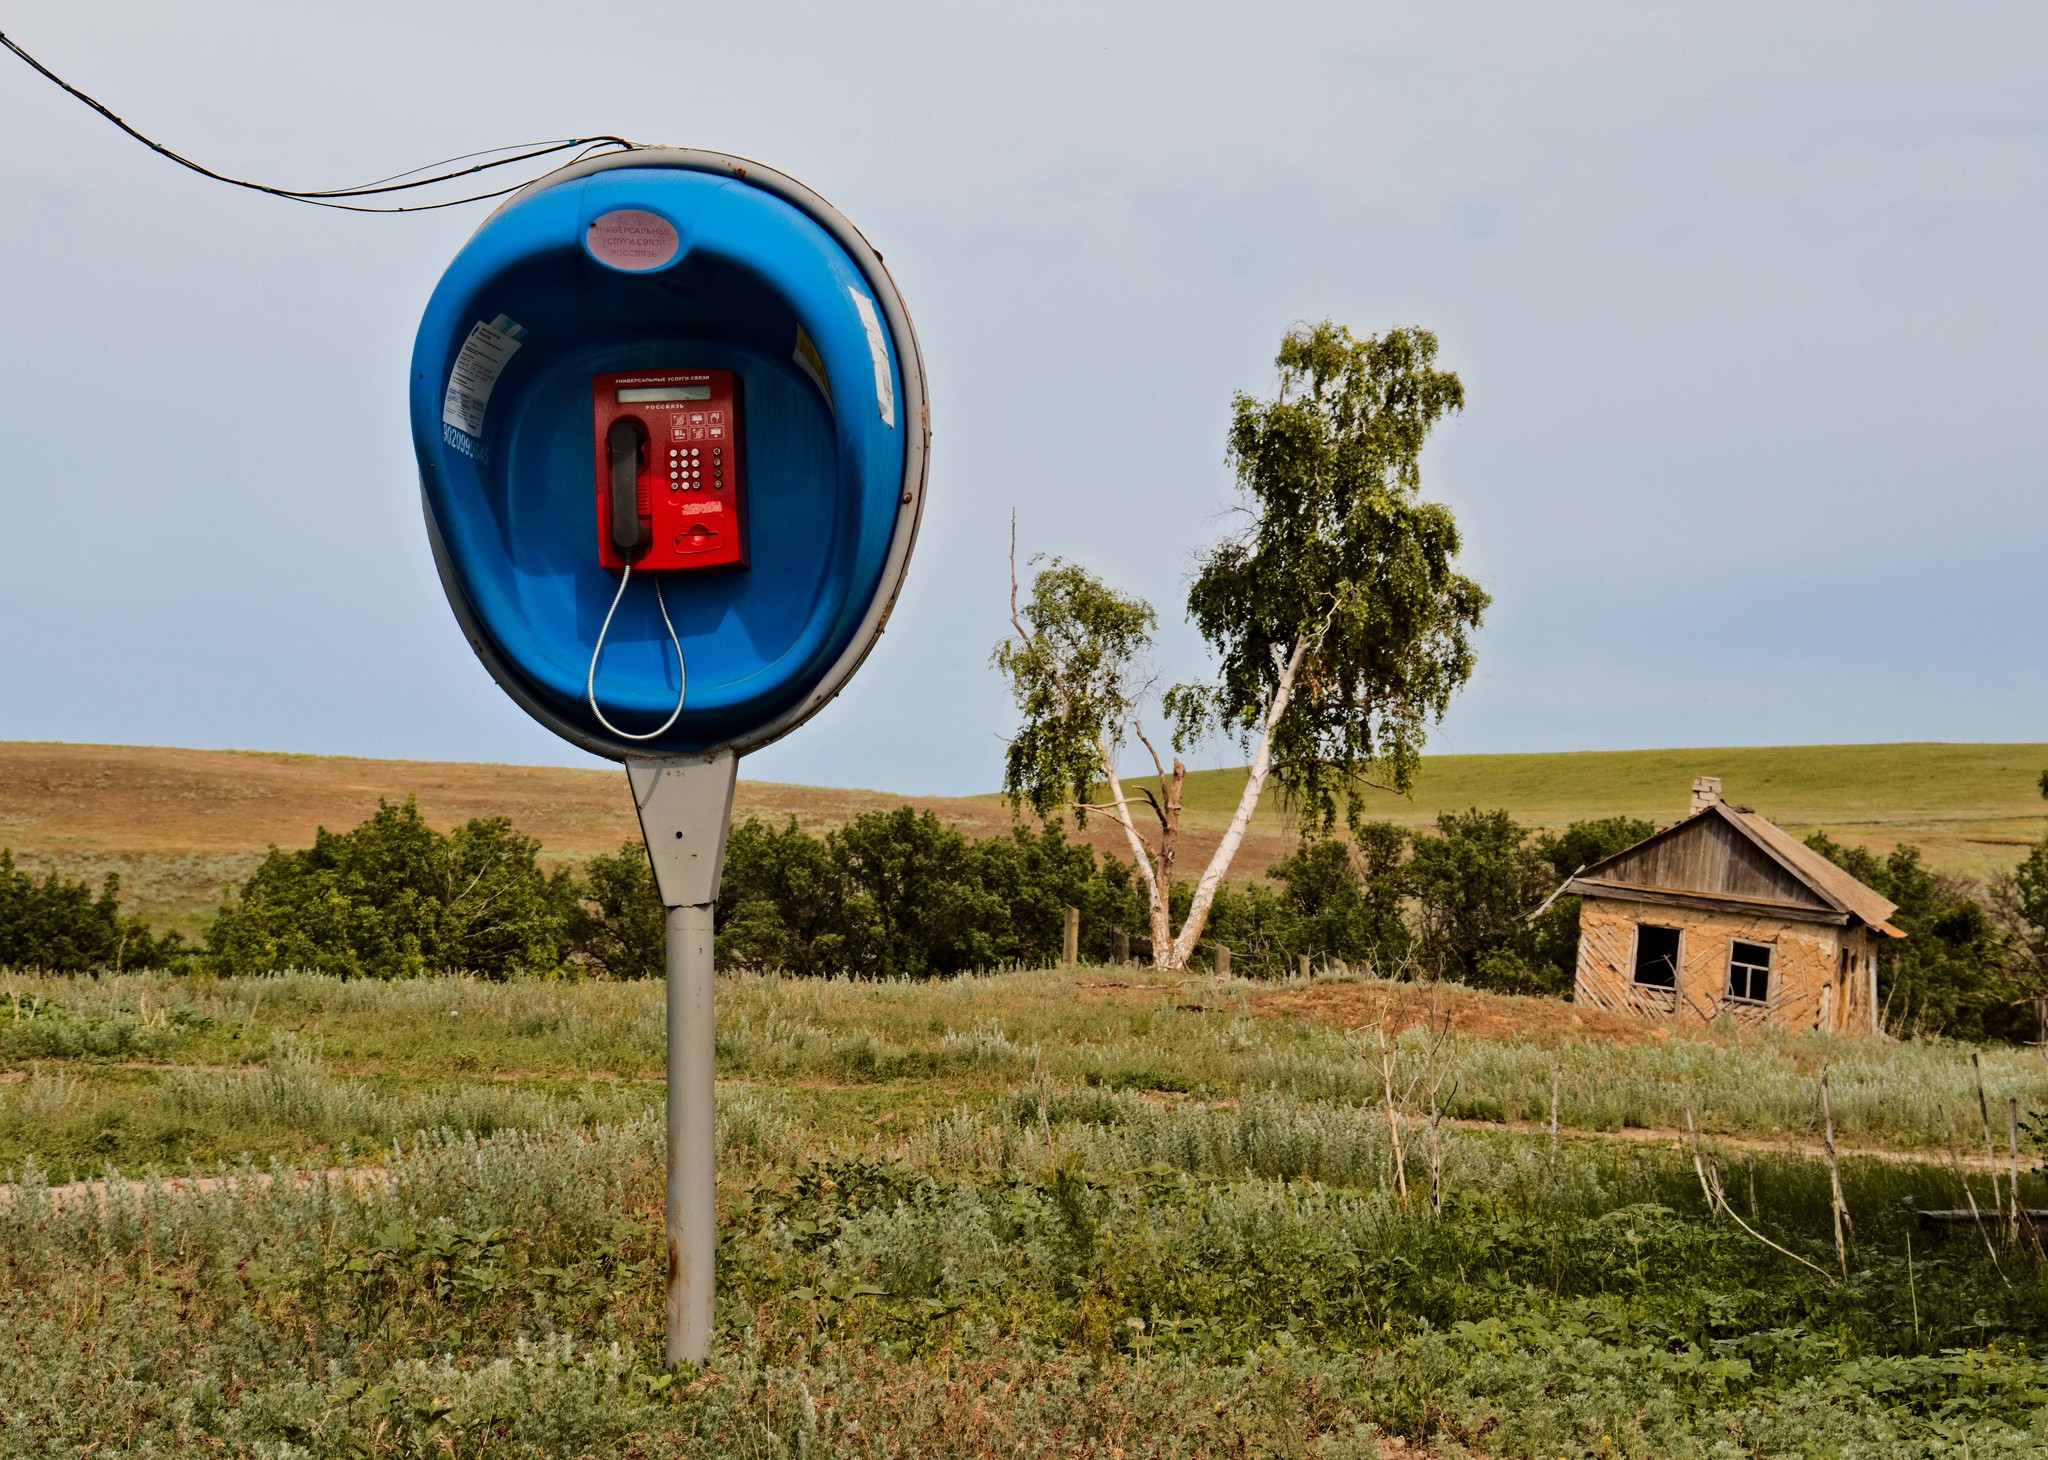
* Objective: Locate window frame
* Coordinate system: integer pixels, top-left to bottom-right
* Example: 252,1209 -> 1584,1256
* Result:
1726,938 -> 1774,1005
1630,923 -> 1683,989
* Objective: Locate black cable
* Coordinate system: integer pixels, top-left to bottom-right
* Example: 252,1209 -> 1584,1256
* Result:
0,30 -> 637,212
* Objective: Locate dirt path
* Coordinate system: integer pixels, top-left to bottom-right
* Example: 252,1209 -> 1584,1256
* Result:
1443,1113 -> 2011,1172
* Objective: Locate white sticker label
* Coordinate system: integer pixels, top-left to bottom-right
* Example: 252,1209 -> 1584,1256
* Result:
848,288 -> 895,427
440,314 -> 526,438
587,209 -> 679,271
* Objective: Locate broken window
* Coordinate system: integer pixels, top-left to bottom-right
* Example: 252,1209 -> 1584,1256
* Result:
1727,940 -> 1773,1003
1632,925 -> 1680,988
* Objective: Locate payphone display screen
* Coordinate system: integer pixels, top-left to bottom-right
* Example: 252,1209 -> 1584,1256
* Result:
617,385 -> 712,403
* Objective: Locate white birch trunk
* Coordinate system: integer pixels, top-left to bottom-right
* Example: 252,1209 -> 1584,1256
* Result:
1094,737 -> 1171,964
1167,636 -> 1310,969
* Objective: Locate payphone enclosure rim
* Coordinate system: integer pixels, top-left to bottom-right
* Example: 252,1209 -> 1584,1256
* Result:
421,146 -> 929,763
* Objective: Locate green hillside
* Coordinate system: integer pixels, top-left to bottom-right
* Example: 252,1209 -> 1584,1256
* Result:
1157,742 -> 2048,879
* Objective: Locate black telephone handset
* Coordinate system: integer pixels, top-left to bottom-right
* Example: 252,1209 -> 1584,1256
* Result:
607,418 -> 650,559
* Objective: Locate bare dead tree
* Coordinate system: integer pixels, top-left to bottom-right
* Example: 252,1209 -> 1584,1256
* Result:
1375,1024 -> 1409,1203
1940,1104 -> 2008,1280
1973,1053 -> 2005,1228
1425,1072 -> 1458,1217
1818,1067 -> 1852,1279
1686,1110 -> 1835,1283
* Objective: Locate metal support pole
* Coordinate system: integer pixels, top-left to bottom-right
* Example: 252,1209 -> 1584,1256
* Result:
626,751 -> 737,1370
665,902 -> 716,1365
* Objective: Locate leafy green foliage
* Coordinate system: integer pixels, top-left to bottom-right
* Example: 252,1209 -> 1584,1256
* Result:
1524,815 -> 1658,988
1176,321 -> 1489,831
714,812 -> 1144,979
1408,809 -> 1555,989
1199,829 -> 1412,975
564,841 -> 665,980
995,322 -> 1489,969
1401,809 -> 1649,992
1194,813 -> 1650,987
1992,833 -> 2048,1026
0,850 -> 182,972
716,817 -> 854,979
203,799 -> 574,980
1279,830 -> 1412,965
991,559 -> 1158,824
188,803 -> 1143,982
1806,831 -> 2018,1040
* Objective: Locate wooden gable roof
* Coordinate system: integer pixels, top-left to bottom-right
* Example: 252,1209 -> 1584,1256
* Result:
1563,801 -> 1902,934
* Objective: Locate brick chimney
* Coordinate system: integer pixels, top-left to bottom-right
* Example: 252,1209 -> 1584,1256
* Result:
1690,776 -> 1723,817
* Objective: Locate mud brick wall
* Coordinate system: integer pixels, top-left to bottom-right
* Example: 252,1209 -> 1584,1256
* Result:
1573,897 -> 1876,1035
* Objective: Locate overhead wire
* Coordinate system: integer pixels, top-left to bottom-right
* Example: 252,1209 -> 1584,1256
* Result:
0,30 -> 637,211
5,29 -> 689,734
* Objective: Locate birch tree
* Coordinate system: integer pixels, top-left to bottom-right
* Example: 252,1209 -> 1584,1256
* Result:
995,321 -> 1488,969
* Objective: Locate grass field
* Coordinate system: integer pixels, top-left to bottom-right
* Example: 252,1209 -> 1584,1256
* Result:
1170,741 -> 2048,881
2,966 -> 2045,1455
3,739 -> 2044,939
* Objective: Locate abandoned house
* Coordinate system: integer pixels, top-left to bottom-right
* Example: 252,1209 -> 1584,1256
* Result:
1559,777 -> 1902,1034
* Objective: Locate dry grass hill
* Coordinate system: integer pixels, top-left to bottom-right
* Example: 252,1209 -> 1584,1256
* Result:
2,739 -> 2042,937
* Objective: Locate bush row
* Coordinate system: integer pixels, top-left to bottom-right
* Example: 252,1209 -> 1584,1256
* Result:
4,798 -> 2040,1037
185,799 -> 1141,981
1200,811 -> 1652,991
0,851 -> 183,972
186,801 -> 1654,986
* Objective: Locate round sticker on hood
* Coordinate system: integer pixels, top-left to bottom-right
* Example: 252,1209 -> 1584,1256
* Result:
587,208 -> 680,271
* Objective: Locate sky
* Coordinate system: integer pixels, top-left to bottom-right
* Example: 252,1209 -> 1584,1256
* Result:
0,1 -> 2043,796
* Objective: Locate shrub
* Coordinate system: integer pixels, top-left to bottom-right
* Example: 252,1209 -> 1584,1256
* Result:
1195,813 -> 1649,986
1806,831 -> 2018,1040
717,817 -> 859,977
565,842 -> 665,980
821,807 -> 1011,977
1408,809 -> 1552,986
1396,811 -> 1653,993
1990,833 -> 2048,1043
1196,829 -> 1409,977
1271,827 -> 1413,970
568,813 -> 1144,979
0,850 -> 181,971
204,799 -> 574,979
971,819 -> 1146,966
1198,878 -> 1296,976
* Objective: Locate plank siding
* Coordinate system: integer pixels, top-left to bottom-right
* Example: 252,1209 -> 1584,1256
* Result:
1596,816 -> 1825,908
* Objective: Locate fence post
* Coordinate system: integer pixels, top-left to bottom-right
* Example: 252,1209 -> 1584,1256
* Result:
1214,945 -> 1231,980
1062,905 -> 1080,967
1298,953 -> 1311,981
1112,928 -> 1129,966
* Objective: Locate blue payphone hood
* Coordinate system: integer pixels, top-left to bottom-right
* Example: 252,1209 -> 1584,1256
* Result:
410,149 -> 928,760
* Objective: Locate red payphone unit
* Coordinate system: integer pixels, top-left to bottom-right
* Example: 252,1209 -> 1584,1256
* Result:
592,369 -> 749,573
